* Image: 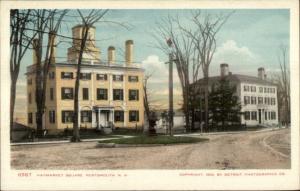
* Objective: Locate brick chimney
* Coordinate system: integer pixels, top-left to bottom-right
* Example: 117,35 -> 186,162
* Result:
32,38 -> 39,64
108,46 -> 115,65
220,63 -> 229,77
125,40 -> 133,66
48,31 -> 56,64
258,67 -> 265,80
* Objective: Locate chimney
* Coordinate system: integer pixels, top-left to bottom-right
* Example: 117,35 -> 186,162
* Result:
32,38 -> 39,64
220,63 -> 229,77
49,31 -> 56,64
258,67 -> 265,80
125,40 -> 133,66
108,46 -> 115,65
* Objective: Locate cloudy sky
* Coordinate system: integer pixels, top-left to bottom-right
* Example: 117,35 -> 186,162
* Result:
15,9 -> 289,120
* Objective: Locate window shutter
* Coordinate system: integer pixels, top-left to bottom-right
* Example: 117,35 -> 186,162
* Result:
136,111 -> 139,121
113,75 -> 116,81
89,111 -> 92,122
137,90 -> 139,100
62,111 -> 65,123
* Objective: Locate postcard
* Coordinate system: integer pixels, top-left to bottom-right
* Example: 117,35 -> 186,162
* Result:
1,0 -> 299,190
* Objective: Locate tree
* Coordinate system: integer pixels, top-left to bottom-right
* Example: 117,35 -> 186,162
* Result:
183,11 -> 233,132
272,45 -> 290,127
153,15 -> 194,133
10,10 -> 37,137
71,10 -> 108,142
32,10 -> 68,137
143,74 -> 157,135
208,77 -> 241,131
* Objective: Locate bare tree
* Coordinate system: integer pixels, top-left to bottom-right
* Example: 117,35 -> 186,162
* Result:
153,15 -> 194,133
32,10 -> 68,137
10,10 -> 37,137
183,11 -> 233,131
272,45 -> 290,128
71,9 -> 108,142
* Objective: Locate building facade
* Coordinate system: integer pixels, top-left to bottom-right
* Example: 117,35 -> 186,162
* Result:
26,25 -> 144,134
195,64 -> 278,127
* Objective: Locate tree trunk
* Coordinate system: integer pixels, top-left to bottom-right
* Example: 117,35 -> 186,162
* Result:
71,26 -> 89,142
10,77 -> 17,140
204,68 -> 209,132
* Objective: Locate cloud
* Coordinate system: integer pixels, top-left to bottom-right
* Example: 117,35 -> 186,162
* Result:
142,55 -> 180,84
211,40 -> 262,76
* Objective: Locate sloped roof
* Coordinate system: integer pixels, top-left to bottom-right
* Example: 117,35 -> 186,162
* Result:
194,74 -> 276,86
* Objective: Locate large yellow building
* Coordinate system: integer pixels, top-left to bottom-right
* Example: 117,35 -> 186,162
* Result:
26,25 -> 145,134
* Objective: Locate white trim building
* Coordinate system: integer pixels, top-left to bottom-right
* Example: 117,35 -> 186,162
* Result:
195,64 -> 278,127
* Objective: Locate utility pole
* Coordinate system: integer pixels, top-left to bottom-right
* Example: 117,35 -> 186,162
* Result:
168,53 -> 174,136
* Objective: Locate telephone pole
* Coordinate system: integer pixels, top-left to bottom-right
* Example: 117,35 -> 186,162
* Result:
168,53 -> 174,136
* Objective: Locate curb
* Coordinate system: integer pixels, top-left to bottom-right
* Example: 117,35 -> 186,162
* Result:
261,134 -> 289,158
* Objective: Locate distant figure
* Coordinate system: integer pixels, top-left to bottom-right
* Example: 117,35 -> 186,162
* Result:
148,111 -> 157,135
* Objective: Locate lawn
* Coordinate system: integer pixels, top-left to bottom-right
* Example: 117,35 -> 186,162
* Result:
98,135 -> 208,145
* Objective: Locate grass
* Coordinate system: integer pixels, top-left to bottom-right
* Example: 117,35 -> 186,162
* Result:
98,135 -> 208,145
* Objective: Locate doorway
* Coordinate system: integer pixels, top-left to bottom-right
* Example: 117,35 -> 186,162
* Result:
258,109 -> 261,124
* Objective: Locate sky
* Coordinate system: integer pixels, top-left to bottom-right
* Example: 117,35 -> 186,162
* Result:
14,9 -> 290,121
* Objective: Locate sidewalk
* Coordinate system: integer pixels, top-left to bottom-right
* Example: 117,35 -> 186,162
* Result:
174,127 -> 285,137
11,135 -> 133,146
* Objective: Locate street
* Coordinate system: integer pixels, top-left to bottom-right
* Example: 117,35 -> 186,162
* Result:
11,128 -> 290,169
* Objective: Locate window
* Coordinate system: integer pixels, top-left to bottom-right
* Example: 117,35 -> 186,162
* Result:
129,110 -> 139,122
82,88 -> 89,100
251,111 -> 257,120
50,88 -> 54,100
28,93 -> 32,104
265,111 -> 268,120
49,110 -> 55,123
259,87 -> 263,93
96,74 -> 107,81
128,76 -> 138,82
49,72 -> 55,79
244,85 -> 249,92
251,96 -> 256,104
129,89 -> 139,101
244,96 -> 250,105
28,113 -> 33,124
271,98 -> 275,105
113,75 -> 123,81
264,87 -> 267,93
251,86 -> 256,92
258,97 -> 263,104
114,111 -> 124,122
97,88 -> 108,100
27,78 -> 32,85
113,89 -> 123,100
264,97 -> 268,104
267,97 -> 270,105
268,112 -> 271,120
244,111 -> 250,120
61,72 -> 73,79
81,110 -> 92,123
271,111 -> 276,120
61,87 -> 73,99
80,73 -> 91,80
62,110 -> 73,123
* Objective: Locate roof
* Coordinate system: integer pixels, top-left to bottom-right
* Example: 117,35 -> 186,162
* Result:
26,61 -> 144,75
194,74 -> 277,86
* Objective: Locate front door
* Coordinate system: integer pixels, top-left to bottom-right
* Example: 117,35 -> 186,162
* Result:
100,110 -> 110,127
258,109 -> 261,124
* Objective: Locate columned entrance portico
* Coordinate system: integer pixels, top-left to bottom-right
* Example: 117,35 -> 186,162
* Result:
93,106 -> 114,130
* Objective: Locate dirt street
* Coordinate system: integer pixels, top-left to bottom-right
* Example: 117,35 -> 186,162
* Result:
11,128 -> 290,169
